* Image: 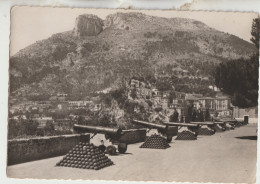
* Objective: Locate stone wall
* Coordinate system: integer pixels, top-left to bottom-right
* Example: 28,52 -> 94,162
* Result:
8,134 -> 90,165
233,106 -> 258,119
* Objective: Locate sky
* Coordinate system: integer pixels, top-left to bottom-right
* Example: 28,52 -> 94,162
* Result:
10,6 -> 258,56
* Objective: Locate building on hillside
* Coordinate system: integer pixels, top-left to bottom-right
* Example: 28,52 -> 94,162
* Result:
33,117 -> 53,128
49,96 -> 66,101
162,91 -> 171,98
93,104 -> 102,112
172,67 -> 189,77
198,97 -> 215,110
68,100 -> 94,108
57,93 -> 68,97
141,88 -> 152,99
185,94 -> 201,109
175,92 -> 186,99
11,115 -> 27,120
152,88 -> 161,97
57,103 -> 69,110
161,97 -> 169,109
169,99 -> 178,109
130,79 -> 140,88
214,96 -> 231,117
53,119 -> 73,131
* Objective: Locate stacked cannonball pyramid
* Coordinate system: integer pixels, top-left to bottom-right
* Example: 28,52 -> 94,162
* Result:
56,142 -> 113,170
140,134 -> 170,149
197,127 -> 215,135
175,131 -> 197,140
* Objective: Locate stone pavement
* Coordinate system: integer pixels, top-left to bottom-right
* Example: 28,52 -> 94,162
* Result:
7,124 -> 257,183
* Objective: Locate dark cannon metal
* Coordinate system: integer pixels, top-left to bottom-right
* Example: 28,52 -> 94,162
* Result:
189,121 -> 216,133
132,120 -> 177,143
73,124 -> 127,155
212,119 -> 227,131
163,122 -> 199,137
215,119 -> 236,129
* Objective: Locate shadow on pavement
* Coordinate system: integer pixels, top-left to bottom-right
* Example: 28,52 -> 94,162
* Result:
235,136 -> 257,140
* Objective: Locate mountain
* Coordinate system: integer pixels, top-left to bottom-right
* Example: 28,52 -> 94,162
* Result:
9,12 -> 257,98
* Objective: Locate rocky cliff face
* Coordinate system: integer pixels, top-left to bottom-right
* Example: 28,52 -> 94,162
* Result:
74,14 -> 104,37
10,12 -> 257,98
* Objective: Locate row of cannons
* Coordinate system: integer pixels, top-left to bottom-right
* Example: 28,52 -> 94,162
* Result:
73,116 -> 249,155
56,116 -> 248,169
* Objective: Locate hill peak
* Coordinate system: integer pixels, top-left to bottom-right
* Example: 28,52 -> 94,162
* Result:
74,14 -> 104,37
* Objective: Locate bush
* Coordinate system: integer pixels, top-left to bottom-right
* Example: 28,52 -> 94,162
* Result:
154,107 -> 163,112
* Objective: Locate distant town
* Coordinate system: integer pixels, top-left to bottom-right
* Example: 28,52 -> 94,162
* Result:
8,76 -> 239,139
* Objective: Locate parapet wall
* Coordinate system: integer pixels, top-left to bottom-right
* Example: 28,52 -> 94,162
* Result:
8,134 -> 90,165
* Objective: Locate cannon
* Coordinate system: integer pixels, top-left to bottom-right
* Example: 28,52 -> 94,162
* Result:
132,120 -> 177,143
214,119 -> 236,129
189,121 -> 216,135
162,122 -> 199,137
73,124 -> 127,155
212,119 -> 227,131
190,121 -> 216,132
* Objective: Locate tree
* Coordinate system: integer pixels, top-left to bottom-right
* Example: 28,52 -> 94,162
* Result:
78,116 -> 85,124
155,80 -> 172,91
186,105 -> 193,123
130,88 -> 138,99
169,91 -> 176,103
98,114 -> 110,127
45,121 -> 55,136
214,17 -> 259,108
26,120 -> 39,135
250,17 -> 260,50
170,109 -> 179,122
205,108 -> 211,121
154,107 -> 163,113
8,119 -> 19,139
191,109 -> 197,122
198,110 -> 204,122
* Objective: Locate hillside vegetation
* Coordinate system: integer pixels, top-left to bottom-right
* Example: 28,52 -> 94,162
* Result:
10,12 -> 257,98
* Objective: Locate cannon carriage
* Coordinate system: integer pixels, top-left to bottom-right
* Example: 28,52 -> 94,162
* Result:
73,124 -> 128,155
132,120 -> 177,143
132,120 -> 199,142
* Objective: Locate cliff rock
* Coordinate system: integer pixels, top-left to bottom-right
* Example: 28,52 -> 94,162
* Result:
74,14 -> 104,37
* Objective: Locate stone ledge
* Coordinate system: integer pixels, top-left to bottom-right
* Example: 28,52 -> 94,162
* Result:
8,134 -> 90,165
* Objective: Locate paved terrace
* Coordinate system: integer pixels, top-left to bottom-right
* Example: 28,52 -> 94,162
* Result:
7,124 -> 257,183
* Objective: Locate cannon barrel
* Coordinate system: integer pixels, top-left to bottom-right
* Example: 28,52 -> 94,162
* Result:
132,120 -> 167,130
213,121 -> 225,125
190,121 -> 215,126
213,118 -> 236,124
220,119 -> 237,123
163,122 -> 199,128
74,124 -> 122,135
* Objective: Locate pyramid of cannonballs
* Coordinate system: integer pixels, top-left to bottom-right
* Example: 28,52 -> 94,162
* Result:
175,131 -> 197,140
56,142 -> 113,170
198,127 -> 215,136
140,134 -> 170,149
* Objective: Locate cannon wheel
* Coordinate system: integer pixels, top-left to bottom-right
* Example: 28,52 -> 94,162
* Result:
166,136 -> 172,143
212,128 -> 216,133
106,145 -> 116,155
118,143 -> 127,154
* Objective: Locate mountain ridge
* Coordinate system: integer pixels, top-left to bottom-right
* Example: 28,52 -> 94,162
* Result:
10,12 -> 257,99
